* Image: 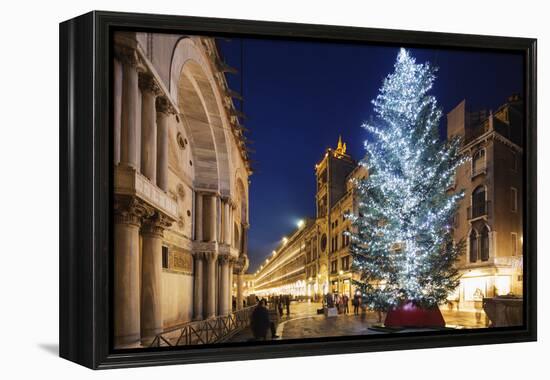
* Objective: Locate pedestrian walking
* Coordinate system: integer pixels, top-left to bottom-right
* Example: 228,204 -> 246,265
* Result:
353,293 -> 360,315
277,296 -> 284,317
250,299 -> 270,340
343,294 -> 349,314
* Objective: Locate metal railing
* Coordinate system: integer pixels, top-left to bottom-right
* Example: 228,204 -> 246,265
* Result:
149,305 -> 255,347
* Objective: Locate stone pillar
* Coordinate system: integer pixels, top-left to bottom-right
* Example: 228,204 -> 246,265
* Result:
223,200 -> 231,245
140,214 -> 167,345
195,192 -> 203,242
156,97 -> 172,192
139,73 -> 161,183
113,58 -> 123,166
204,252 -> 218,318
242,224 -> 249,255
193,253 -> 204,321
229,260 -> 234,311
113,199 -> 143,347
236,270 -> 244,311
118,47 -> 140,169
208,194 -> 218,242
218,256 -> 229,315
229,203 -> 234,247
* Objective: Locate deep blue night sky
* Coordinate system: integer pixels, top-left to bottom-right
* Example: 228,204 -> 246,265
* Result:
217,38 -> 523,272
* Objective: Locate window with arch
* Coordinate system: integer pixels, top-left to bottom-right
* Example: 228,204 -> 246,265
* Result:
469,229 -> 478,263
480,225 -> 490,261
471,186 -> 487,219
472,148 -> 486,177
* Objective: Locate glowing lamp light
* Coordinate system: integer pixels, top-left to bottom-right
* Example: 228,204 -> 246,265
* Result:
297,219 -> 305,228
282,237 -> 288,244
339,270 -> 344,275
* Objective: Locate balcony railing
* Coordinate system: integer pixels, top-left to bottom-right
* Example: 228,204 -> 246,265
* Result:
149,305 -> 256,347
114,166 -> 178,220
467,200 -> 491,220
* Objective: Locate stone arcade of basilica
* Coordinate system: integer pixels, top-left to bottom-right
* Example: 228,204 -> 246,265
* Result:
112,32 -> 251,348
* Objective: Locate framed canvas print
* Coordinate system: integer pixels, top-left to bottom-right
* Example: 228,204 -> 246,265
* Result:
59,11 -> 537,369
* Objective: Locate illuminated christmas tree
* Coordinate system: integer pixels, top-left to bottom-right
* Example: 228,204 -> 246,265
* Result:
348,49 -> 467,325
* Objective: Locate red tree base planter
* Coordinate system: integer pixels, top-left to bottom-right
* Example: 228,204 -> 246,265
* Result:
384,301 -> 446,328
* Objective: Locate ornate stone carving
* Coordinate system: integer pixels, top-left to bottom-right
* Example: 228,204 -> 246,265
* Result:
172,250 -> 193,274
176,184 -> 185,199
113,195 -> 151,226
203,251 -> 218,262
217,254 -> 232,265
192,252 -> 205,261
233,255 -> 249,274
138,72 -> 162,96
156,96 -> 176,115
114,45 -> 143,70
141,211 -> 173,237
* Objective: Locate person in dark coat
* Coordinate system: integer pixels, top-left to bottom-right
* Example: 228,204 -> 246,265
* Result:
250,299 -> 270,340
277,296 -> 284,317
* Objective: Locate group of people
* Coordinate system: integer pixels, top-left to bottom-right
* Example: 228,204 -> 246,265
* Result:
270,294 -> 292,317
325,292 -> 364,316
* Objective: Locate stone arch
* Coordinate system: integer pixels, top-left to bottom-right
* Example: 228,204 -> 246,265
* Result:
170,37 -> 231,193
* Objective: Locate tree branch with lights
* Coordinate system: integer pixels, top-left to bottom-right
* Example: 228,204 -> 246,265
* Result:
347,48 -> 468,326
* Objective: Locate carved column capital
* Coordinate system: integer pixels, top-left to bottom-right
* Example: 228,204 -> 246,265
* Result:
156,96 -> 176,116
138,72 -> 162,96
114,195 -> 150,226
114,45 -> 143,70
204,251 -> 218,262
234,255 -> 249,274
192,252 -> 205,261
218,254 -> 231,265
142,212 -> 172,238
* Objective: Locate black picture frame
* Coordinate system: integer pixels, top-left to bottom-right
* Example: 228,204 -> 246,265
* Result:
59,10 -> 537,369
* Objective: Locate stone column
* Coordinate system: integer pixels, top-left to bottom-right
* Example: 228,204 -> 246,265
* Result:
113,198 -> 143,347
218,256 -> 229,315
242,224 -> 249,255
208,194 -> 218,242
223,200 -> 231,245
140,214 -> 167,345
193,253 -> 204,321
229,260 -> 234,311
139,73 -> 161,183
195,192 -> 203,242
156,97 -> 172,192
236,269 -> 244,311
113,58 -> 123,166
204,252 -> 218,318
229,202 -> 234,247
118,47 -> 140,169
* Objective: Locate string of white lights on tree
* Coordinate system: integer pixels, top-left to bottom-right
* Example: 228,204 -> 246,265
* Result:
347,48 -> 469,311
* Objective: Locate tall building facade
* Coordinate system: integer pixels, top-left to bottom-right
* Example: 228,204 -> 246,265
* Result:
253,138 -> 365,300
446,96 -> 524,311
113,32 -> 251,347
